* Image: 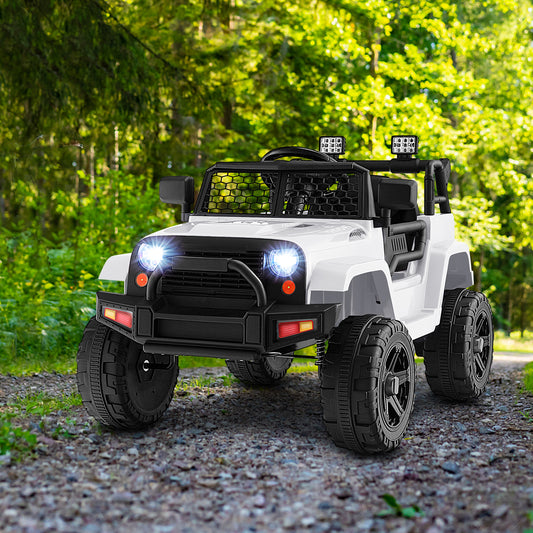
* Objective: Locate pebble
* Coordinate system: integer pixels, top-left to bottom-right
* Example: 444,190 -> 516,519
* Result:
441,461 -> 461,474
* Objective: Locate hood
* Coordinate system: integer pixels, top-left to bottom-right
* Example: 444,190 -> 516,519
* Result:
149,216 -> 373,253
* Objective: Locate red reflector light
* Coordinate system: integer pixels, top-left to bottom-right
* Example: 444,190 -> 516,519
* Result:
103,307 -> 133,329
136,273 -> 148,287
278,321 -> 300,338
278,319 -> 315,339
282,280 -> 296,295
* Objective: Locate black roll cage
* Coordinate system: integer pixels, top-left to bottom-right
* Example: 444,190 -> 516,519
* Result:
351,157 -> 451,216
194,156 -> 451,221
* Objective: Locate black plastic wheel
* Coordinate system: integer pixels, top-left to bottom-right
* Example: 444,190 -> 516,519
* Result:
424,289 -> 493,400
226,356 -> 292,386
320,315 -> 416,454
77,317 -> 178,430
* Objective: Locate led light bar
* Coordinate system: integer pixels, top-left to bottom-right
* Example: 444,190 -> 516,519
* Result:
278,319 -> 315,339
391,135 -> 419,157
319,136 -> 346,156
103,307 -> 133,329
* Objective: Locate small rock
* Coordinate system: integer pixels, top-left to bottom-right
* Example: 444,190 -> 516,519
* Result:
301,516 -> 315,527
493,505 -> 509,518
87,434 -> 101,444
282,515 -> 297,529
197,479 -> 219,489
318,501 -> 333,510
441,461 -> 460,474
479,426 -> 495,435
127,447 -> 139,456
253,494 -> 266,508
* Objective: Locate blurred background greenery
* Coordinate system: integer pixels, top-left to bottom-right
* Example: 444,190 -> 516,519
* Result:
1,0 -> 533,373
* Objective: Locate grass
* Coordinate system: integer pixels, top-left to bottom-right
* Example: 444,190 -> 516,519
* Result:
3,392 -> 82,417
494,330 -> 533,353
0,415 -> 37,458
524,362 -> 533,395
175,374 -> 238,391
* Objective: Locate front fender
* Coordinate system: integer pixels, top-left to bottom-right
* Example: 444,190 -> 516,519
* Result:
99,253 -> 131,282
308,258 -> 395,323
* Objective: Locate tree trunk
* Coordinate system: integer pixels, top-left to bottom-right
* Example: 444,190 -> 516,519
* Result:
367,28 -> 382,155
474,250 -> 484,293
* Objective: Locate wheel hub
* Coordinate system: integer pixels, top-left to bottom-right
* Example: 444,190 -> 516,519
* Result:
385,374 -> 400,396
473,336 -> 484,354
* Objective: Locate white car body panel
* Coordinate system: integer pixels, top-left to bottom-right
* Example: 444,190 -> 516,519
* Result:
100,212 -> 473,341
99,253 -> 131,282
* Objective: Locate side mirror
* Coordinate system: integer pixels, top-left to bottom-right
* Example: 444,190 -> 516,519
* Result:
375,178 -> 417,211
159,176 -> 195,221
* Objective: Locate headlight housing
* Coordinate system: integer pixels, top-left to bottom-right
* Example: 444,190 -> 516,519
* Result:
267,248 -> 299,277
138,242 -> 166,271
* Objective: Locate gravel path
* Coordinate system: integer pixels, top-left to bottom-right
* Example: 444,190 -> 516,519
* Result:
0,357 -> 532,533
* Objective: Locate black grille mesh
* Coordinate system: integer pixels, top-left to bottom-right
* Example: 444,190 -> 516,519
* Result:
161,251 -> 264,299
200,170 -> 362,217
283,172 -> 360,216
201,172 -> 278,215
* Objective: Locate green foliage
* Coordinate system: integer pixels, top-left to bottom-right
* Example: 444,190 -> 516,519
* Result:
0,170 -> 174,371
524,362 -> 533,395
175,374 -> 238,391
525,510 -> 533,533
378,494 -> 424,519
0,415 -> 37,458
1,0 -> 533,372
7,392 -> 82,417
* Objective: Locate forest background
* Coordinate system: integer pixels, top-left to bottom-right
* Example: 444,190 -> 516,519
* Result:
1,0 -> 533,372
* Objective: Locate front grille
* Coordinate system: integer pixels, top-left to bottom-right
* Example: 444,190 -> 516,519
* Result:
161,251 -> 264,299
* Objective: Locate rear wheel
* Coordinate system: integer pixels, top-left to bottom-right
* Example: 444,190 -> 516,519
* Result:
424,289 -> 493,400
320,315 -> 416,454
226,356 -> 292,386
77,317 -> 178,429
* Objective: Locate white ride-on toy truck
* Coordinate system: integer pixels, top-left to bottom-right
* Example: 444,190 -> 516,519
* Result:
77,135 -> 494,454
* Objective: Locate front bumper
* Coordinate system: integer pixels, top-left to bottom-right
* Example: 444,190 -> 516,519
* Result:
96,291 -> 339,361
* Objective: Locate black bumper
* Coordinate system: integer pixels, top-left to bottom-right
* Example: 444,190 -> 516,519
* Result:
96,291 -> 339,361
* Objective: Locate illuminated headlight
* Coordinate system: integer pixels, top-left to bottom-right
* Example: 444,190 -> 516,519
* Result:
391,135 -> 418,156
268,249 -> 299,277
138,243 -> 166,271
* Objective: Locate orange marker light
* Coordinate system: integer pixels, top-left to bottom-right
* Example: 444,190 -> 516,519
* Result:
282,280 -> 296,295
136,273 -> 148,287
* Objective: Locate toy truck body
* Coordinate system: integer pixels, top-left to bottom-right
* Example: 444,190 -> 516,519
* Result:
77,137 -> 493,454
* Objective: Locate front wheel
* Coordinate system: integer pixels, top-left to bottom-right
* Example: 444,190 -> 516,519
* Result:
77,317 -> 178,430
320,315 -> 416,454
424,289 -> 493,400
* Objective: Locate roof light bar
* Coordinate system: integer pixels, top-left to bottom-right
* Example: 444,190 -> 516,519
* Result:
319,136 -> 346,156
391,135 -> 419,159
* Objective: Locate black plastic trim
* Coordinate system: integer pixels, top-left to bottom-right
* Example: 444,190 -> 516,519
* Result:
96,291 -> 339,359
